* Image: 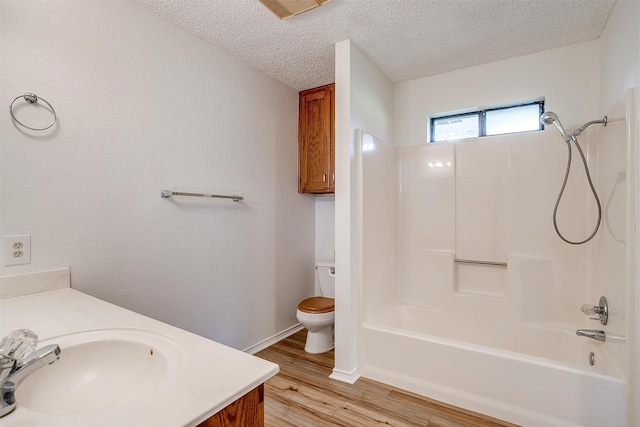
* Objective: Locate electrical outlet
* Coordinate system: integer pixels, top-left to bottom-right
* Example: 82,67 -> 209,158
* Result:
3,235 -> 31,266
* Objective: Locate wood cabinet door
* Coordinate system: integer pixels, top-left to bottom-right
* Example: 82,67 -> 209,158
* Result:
197,385 -> 264,427
298,84 -> 334,194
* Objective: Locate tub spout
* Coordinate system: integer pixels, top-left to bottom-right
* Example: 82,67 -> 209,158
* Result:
576,329 -> 606,342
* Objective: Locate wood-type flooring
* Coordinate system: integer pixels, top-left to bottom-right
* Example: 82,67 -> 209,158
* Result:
255,330 -> 519,427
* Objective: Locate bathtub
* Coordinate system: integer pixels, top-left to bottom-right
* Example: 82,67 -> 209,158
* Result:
361,303 -> 627,427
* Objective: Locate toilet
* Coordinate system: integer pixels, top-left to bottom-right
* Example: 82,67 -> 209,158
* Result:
296,262 -> 335,354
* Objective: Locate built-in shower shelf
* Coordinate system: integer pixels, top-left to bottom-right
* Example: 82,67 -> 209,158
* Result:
454,261 -> 507,298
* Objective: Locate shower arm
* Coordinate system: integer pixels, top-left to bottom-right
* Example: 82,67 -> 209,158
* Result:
571,116 -> 607,138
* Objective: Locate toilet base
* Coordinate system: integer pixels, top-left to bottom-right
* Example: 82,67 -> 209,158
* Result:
304,326 -> 334,354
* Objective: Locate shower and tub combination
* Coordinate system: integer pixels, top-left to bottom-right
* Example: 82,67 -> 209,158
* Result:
358,90 -> 636,426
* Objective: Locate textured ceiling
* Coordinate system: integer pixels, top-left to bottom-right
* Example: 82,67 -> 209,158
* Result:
133,0 -> 616,91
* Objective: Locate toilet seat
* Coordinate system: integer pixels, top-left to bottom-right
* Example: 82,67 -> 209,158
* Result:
297,297 -> 334,314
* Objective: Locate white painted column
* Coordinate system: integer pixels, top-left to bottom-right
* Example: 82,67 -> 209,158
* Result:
331,39 -> 360,383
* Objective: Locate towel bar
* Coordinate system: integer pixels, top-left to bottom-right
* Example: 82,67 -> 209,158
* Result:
454,259 -> 507,267
160,190 -> 243,202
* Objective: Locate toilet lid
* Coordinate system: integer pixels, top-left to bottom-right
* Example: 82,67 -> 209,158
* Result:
298,297 -> 334,313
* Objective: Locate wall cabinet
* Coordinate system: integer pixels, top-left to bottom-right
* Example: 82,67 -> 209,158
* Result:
298,83 -> 335,194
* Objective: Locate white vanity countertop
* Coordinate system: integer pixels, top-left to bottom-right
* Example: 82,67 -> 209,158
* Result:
0,288 -> 279,427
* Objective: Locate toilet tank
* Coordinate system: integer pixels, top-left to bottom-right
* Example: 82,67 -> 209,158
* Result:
316,262 -> 335,298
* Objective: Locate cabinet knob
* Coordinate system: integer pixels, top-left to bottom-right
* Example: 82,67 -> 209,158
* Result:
323,174 -> 326,183
332,173 -> 335,182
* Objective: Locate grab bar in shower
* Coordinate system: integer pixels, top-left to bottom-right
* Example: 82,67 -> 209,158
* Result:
454,259 -> 507,267
160,190 -> 244,202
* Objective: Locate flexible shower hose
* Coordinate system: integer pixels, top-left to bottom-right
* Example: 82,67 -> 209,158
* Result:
553,135 -> 602,245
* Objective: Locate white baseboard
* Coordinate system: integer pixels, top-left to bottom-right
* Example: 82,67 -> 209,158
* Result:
243,323 -> 304,354
330,366 -> 360,384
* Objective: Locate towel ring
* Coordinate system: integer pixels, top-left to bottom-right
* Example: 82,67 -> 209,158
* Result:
9,92 -> 57,131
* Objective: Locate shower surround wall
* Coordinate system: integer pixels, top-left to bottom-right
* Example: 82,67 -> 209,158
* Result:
351,34 -> 639,426
396,130 -> 592,332
360,92 -> 635,424
328,2 -> 640,425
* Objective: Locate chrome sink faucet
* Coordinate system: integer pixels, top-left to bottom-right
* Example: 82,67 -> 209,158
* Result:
0,344 -> 61,418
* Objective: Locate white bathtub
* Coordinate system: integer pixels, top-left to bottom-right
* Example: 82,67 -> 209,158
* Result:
361,303 -> 627,427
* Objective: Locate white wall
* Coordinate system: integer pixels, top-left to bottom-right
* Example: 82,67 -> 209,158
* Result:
314,196 -> 335,293
597,1 -> 640,424
314,197 -> 335,263
0,1 -> 315,351
599,0 -> 640,114
334,39 -> 394,383
395,40 -> 600,146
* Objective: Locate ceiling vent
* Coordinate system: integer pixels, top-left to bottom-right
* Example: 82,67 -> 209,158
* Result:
259,0 -> 331,20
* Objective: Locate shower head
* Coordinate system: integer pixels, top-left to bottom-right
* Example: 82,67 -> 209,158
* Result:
540,111 -> 571,142
540,111 -> 559,125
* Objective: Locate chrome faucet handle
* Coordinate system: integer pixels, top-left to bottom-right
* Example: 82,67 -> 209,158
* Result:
580,305 -> 604,320
580,296 -> 608,325
581,304 -> 598,315
0,330 -> 38,360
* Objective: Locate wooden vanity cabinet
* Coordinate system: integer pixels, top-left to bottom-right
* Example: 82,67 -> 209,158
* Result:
298,83 -> 335,194
197,384 -> 264,427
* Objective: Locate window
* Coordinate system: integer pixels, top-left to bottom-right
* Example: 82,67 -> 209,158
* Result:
430,101 -> 544,142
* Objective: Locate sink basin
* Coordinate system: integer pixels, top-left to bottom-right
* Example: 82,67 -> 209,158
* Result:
15,329 -> 186,415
